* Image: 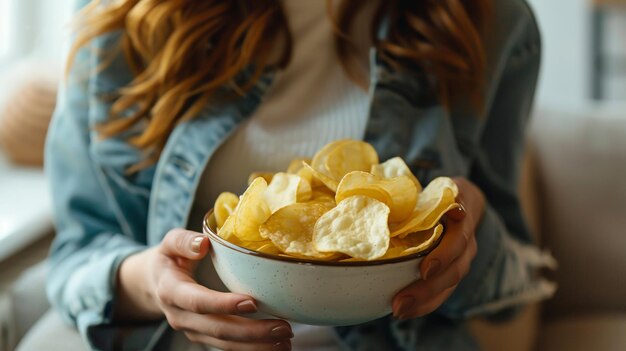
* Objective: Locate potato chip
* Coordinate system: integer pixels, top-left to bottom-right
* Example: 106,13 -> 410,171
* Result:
391,189 -> 457,238
254,241 -> 282,254
297,176 -> 313,202
313,195 -> 390,260
217,215 -> 237,241
260,202 -> 336,259
295,161 -> 322,188
214,192 -> 239,229
335,171 -> 392,207
379,246 -> 410,259
211,140 -> 455,262
371,157 -> 422,193
380,176 -> 418,222
310,140 -> 352,188
324,140 -> 379,182
431,176 -> 459,198
287,158 -> 312,174
311,186 -> 335,201
302,161 -> 339,192
389,177 -> 459,237
247,172 -> 274,185
400,224 -> 444,255
263,173 -> 303,214
311,139 -> 350,175
335,171 -> 417,223
233,177 -> 271,241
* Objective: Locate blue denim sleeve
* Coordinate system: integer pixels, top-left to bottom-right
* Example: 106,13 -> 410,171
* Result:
436,2 -> 556,319
44,0 -> 146,344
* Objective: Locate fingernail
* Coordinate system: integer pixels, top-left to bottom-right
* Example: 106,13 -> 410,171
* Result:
270,325 -> 294,339
236,300 -> 257,313
191,236 -> 204,253
394,296 -> 415,318
423,259 -> 441,280
447,204 -> 466,221
272,339 -> 291,350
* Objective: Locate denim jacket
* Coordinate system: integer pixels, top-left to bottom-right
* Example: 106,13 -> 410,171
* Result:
45,0 -> 555,350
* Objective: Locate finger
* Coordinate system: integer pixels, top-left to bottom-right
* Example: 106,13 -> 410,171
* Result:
158,269 -> 258,315
393,237 -> 476,317
159,228 -> 209,260
397,286 -> 457,319
184,332 -> 292,351
419,219 -> 469,280
168,309 -> 293,343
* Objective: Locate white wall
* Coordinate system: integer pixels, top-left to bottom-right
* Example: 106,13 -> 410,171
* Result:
31,0 -> 75,64
527,0 -> 592,110
605,10 -> 626,101
0,0 -> 74,108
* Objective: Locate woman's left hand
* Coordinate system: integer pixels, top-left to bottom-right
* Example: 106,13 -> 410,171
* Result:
391,177 -> 485,320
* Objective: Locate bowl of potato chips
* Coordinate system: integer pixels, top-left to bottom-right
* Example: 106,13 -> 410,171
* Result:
202,140 -> 459,326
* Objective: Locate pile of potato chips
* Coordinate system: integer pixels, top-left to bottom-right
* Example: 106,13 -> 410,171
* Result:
212,139 -> 459,261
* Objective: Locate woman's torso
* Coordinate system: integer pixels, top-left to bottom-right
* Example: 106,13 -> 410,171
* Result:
53,0 -> 541,349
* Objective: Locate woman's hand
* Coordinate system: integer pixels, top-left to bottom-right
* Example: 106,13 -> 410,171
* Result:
391,177 -> 485,319
115,229 -> 293,351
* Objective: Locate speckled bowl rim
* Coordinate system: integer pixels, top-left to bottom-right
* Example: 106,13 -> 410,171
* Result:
203,209 -> 443,267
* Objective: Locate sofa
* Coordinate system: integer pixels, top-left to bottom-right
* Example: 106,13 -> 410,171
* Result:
469,105 -> 626,350
2,106 -> 625,350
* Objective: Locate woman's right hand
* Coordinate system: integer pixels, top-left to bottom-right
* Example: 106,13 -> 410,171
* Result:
116,228 -> 293,350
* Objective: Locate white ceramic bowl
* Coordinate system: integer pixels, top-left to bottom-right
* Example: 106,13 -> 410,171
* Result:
203,211 -> 440,326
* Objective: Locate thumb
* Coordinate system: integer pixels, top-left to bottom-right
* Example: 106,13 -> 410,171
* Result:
159,228 -> 209,260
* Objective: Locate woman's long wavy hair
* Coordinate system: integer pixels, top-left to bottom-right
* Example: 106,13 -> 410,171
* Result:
70,0 -> 491,170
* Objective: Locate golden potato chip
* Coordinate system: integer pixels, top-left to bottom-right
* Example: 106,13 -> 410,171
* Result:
302,161 -> 339,192
311,139 -> 350,174
335,172 -> 392,208
217,215 -> 237,241
311,186 -> 335,200
214,192 -> 239,229
400,224 -> 444,255
308,196 -> 336,210
310,140 -> 351,187
324,140 -> 379,182
247,172 -> 274,185
233,177 -> 271,241
389,236 -> 408,249
260,202 -> 336,259
375,175 -> 416,223
391,189 -> 457,238
335,171 -> 417,223
287,158 -> 312,174
296,162 -> 322,188
212,140 -> 455,262
431,176 -> 459,198
389,177 -> 459,237
371,157 -> 422,193
297,176 -> 313,202
263,173 -> 302,214
340,245 -> 410,261
379,246 -> 409,259
254,241 -> 282,254
276,252 -> 345,261
313,195 -> 390,260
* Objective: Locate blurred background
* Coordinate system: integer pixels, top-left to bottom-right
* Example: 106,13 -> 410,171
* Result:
0,1 -> 625,351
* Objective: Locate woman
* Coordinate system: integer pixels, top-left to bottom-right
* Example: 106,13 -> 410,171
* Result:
36,0 -> 554,350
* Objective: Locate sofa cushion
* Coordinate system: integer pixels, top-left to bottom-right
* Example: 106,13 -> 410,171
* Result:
536,313 -> 626,351
530,108 -> 626,316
